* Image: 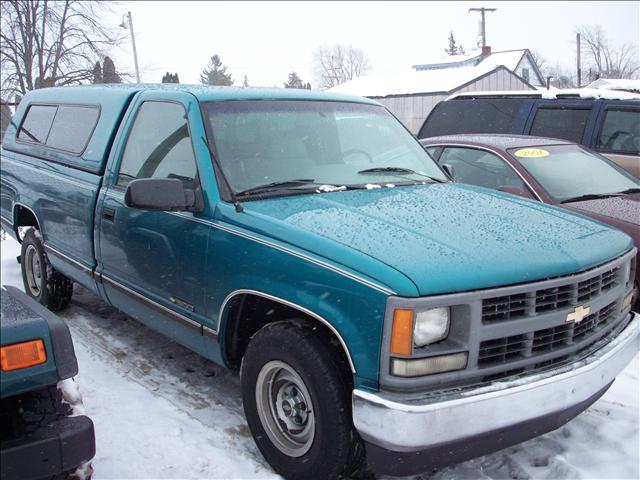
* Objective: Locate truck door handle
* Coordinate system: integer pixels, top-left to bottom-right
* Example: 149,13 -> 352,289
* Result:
103,207 -> 116,222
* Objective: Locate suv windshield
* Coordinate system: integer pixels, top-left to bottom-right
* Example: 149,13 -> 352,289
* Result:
507,144 -> 640,203
203,100 -> 446,196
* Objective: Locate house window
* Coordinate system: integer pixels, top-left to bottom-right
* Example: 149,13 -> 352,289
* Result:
522,68 -> 530,82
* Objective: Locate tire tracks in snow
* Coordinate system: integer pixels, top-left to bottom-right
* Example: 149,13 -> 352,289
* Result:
61,285 -> 272,472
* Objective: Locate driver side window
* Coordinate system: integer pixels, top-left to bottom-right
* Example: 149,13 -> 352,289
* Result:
438,147 -> 526,190
117,101 -> 197,188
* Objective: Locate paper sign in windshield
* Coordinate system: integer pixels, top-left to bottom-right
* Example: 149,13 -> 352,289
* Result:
514,148 -> 550,158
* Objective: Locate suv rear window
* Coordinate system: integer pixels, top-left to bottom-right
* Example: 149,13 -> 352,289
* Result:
418,98 -> 523,138
17,104 -> 99,155
596,108 -> 640,154
529,107 -> 590,143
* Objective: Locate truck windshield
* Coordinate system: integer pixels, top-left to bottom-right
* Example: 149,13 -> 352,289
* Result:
202,100 -> 447,195
508,144 -> 640,203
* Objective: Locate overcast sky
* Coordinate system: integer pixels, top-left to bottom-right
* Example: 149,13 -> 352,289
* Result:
105,1 -> 639,87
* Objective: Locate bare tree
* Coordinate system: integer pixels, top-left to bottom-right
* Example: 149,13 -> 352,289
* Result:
313,44 -> 370,89
547,62 -> 577,89
577,25 -> 640,80
530,51 -> 548,77
0,0 -> 120,97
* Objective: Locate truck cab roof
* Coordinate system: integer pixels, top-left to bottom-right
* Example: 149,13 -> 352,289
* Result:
2,84 -> 378,174
21,83 -> 379,105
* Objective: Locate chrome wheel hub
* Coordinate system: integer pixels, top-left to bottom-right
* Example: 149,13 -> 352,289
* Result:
256,360 -> 315,457
24,244 -> 43,296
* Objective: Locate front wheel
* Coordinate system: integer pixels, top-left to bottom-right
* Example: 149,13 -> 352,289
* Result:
241,322 -> 364,480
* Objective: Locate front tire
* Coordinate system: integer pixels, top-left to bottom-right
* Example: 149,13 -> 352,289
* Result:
20,228 -> 73,311
241,322 -> 364,480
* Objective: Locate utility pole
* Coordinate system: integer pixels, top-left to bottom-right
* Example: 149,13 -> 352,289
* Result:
576,33 -> 582,88
469,7 -> 497,49
120,11 -> 141,83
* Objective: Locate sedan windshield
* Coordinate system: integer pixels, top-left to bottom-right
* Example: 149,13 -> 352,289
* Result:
508,145 -> 640,203
203,100 -> 447,196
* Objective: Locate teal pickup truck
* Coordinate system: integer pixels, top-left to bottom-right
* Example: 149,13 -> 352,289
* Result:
1,84 -> 638,479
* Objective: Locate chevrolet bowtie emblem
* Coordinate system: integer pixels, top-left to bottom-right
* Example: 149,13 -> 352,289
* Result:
566,305 -> 590,323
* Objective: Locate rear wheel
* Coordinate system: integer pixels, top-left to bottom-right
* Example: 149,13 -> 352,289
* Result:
20,229 -> 73,311
241,322 -> 364,480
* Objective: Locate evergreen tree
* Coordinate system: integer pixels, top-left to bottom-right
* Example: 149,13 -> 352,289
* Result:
444,31 -> 458,56
162,72 -> 180,83
284,71 -> 310,89
102,57 -> 121,83
92,61 -> 103,84
444,32 -> 465,56
200,55 -> 233,86
242,75 -> 250,87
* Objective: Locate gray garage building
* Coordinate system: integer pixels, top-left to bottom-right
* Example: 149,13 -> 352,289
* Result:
331,49 -> 543,133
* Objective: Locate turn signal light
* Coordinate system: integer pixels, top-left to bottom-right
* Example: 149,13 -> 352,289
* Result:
0,340 -> 47,371
390,309 -> 414,356
391,352 -> 468,377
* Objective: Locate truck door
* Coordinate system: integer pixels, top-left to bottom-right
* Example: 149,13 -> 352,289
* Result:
96,92 -> 211,354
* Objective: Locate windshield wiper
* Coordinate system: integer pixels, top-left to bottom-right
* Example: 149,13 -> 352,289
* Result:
236,179 -> 318,197
614,188 -> 640,195
560,193 -> 623,204
357,166 -> 446,183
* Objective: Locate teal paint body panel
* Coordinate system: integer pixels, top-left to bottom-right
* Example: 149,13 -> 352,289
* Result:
0,287 -> 78,399
245,183 -> 634,296
1,84 -> 634,393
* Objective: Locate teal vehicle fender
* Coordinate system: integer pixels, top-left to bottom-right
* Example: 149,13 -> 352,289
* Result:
1,286 -> 78,398
208,203 -> 401,390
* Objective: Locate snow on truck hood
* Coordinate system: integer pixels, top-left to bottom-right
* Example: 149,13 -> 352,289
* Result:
242,184 -> 634,297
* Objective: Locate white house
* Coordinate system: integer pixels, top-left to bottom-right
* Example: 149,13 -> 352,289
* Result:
331,48 -> 543,133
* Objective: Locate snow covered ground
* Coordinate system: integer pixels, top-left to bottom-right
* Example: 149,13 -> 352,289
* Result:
1,234 -> 638,479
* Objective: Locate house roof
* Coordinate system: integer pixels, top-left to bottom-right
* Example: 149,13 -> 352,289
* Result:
412,48 -> 545,86
412,49 -> 527,72
329,64 -> 531,98
411,50 -> 484,70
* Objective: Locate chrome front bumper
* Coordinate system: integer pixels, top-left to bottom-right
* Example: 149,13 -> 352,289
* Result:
353,312 -> 639,453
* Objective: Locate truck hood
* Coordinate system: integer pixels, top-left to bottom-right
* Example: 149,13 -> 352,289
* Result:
240,184 -> 633,296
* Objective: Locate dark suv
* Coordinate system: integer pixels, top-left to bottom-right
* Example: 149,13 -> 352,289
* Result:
417,91 -> 640,178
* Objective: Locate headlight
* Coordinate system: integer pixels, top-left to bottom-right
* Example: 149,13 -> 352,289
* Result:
413,307 -> 450,347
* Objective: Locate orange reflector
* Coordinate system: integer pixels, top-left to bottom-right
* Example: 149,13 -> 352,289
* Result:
390,309 -> 414,356
1,339 -> 47,371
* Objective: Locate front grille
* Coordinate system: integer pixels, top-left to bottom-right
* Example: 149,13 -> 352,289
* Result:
478,301 -> 620,367
477,334 -> 528,365
536,284 -> 573,312
482,265 -> 621,323
481,293 -> 527,323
